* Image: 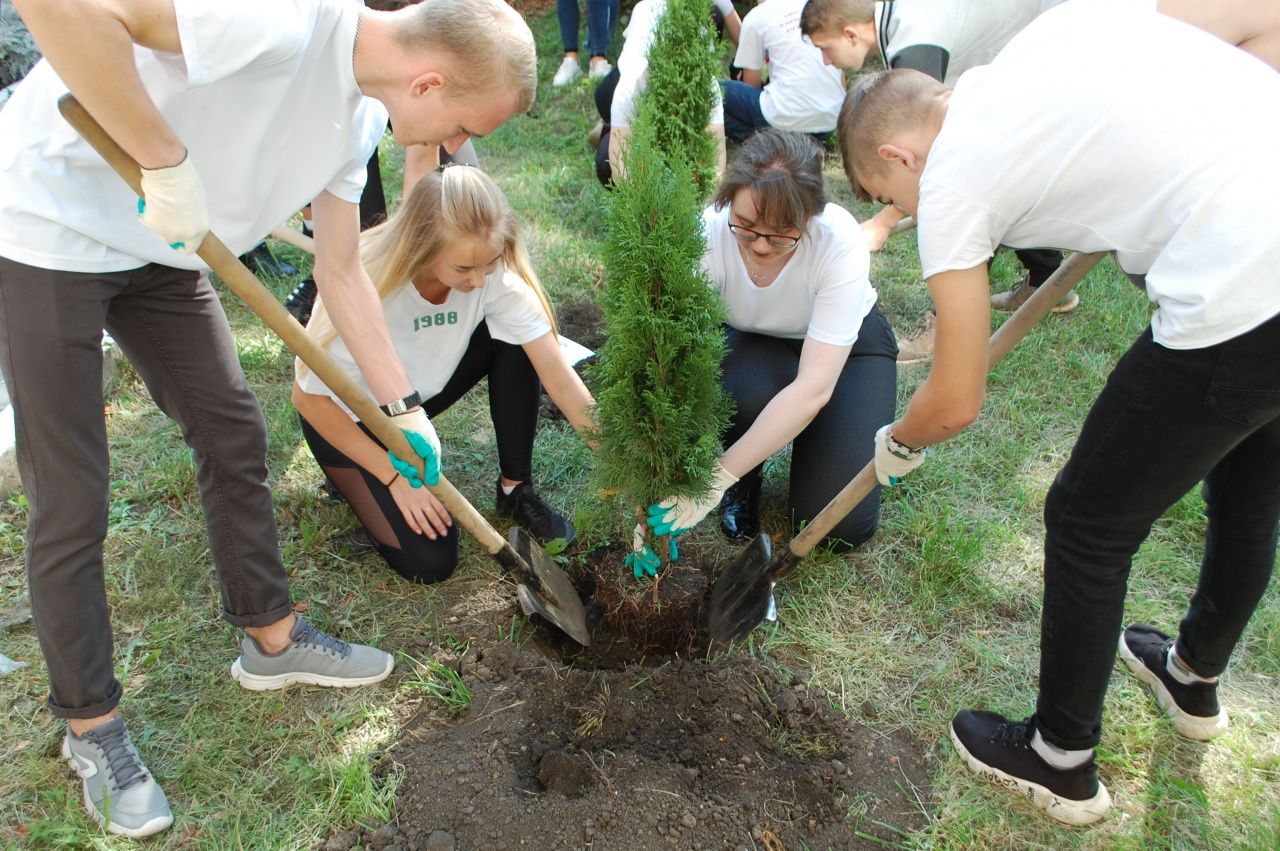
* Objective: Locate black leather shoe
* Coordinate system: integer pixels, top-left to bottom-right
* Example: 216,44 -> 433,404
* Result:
239,241 -> 297,278
719,476 -> 761,540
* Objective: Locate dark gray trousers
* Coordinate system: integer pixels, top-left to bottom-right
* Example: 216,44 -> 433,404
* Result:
0,257 -> 292,719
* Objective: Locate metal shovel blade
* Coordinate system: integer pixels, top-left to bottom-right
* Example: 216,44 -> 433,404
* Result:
508,527 -> 591,646
708,533 -> 774,643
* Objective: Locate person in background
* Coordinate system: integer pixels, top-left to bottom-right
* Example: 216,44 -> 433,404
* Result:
553,0 -> 621,86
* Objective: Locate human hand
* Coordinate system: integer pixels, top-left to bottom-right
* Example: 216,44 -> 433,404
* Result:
646,461 -> 738,537
874,424 -> 926,486
137,154 -> 209,254
624,522 -> 661,579
388,409 -> 442,479
388,426 -> 441,488
387,472 -> 452,538
860,217 -> 893,252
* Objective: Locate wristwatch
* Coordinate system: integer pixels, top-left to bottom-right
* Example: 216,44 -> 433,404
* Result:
379,390 -> 422,417
885,430 -> 925,460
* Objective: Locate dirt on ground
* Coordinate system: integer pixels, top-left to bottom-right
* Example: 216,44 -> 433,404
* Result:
319,543 -> 933,851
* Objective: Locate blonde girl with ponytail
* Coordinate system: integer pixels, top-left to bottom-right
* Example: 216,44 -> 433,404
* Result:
293,165 -> 595,584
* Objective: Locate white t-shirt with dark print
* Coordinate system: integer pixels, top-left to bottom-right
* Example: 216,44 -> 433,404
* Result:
875,0 -> 1064,85
0,0 -> 387,273
916,0 -> 1280,349
297,269 -> 552,420
611,0 -> 724,129
700,203 -> 876,347
734,0 -> 844,133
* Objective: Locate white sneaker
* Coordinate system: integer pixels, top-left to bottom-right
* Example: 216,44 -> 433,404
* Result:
63,718 -> 174,838
588,58 -> 613,80
553,56 -> 582,87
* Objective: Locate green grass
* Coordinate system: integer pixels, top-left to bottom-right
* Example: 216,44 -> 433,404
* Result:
2,7 -> 1278,848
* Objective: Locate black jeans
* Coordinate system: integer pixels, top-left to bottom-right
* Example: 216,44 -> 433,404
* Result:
299,324 -> 540,583
1035,311 -> 1280,750
721,308 -> 898,546
0,257 -> 292,719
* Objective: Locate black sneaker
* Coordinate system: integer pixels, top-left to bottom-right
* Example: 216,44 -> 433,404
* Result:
284,276 -> 318,326
496,480 -> 575,547
719,475 -> 761,540
1118,624 -> 1228,741
950,710 -> 1111,826
239,241 -> 297,278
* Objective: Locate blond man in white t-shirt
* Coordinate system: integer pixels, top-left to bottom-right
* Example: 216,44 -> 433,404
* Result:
0,0 -> 534,837
839,0 -> 1280,825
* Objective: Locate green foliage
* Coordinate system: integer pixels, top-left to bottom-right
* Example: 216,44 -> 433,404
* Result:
592,117 -> 730,518
637,0 -> 721,192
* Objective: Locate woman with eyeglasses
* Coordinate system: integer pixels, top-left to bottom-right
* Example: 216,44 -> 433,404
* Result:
647,129 -> 898,549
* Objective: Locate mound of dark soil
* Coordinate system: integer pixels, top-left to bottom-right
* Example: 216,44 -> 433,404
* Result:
320,553 -> 933,850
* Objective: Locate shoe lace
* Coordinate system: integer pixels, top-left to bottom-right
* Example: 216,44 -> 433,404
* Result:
993,716 -> 1035,746
84,723 -> 148,792
293,618 -> 351,658
517,486 -> 553,525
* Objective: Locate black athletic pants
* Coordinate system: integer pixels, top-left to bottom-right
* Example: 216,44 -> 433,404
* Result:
721,308 -> 898,547
298,325 -> 540,583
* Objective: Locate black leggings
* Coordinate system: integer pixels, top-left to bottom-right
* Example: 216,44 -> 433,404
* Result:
298,324 -> 540,583
722,308 -> 898,547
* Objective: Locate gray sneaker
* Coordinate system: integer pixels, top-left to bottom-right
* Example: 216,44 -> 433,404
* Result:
230,615 -> 394,691
62,717 -> 173,838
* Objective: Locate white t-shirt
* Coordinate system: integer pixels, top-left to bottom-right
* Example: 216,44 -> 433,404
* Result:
875,0 -> 1064,86
297,269 -> 552,420
917,0 -> 1280,349
701,202 -> 876,346
0,0 -> 388,273
735,0 -> 844,133
611,0 -> 724,129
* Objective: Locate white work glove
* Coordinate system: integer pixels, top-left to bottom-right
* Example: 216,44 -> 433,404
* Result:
137,154 -> 209,255
874,424 -> 926,486
646,461 -> 739,536
389,407 -> 443,479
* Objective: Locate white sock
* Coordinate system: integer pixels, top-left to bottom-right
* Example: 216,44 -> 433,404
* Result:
1166,647 -> 1217,685
1031,729 -> 1093,770
501,482 -> 518,496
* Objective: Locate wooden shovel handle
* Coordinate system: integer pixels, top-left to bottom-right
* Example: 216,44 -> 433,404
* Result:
785,249 -> 1106,560
57,95 -> 508,555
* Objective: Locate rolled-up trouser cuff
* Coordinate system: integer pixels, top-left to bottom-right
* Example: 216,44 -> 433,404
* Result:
48,678 -> 123,720
223,601 -> 294,630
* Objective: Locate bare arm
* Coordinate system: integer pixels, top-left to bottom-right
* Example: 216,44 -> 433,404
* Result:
309,190 -> 414,404
292,382 -> 451,536
719,336 -> 850,477
607,125 -> 631,182
891,265 -> 991,448
722,10 -> 742,45
1159,0 -> 1280,70
522,332 -> 598,440
861,205 -> 907,252
741,67 -> 763,88
14,0 -> 186,168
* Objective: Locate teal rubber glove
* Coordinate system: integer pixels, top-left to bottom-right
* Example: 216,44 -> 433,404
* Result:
388,429 -> 441,488
626,521 -> 660,579
646,461 -> 738,537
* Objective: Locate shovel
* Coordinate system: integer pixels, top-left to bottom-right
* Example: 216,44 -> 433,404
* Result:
58,95 -> 591,647
708,250 -> 1106,643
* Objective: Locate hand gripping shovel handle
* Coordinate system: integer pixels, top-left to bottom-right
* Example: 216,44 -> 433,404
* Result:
55,96 -> 585,633
774,249 -> 1106,576
711,250 -> 1105,641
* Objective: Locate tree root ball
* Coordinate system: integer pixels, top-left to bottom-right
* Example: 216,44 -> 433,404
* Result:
589,546 -> 708,654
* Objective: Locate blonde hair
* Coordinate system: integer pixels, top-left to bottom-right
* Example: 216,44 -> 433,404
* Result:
394,0 -> 537,113
837,69 -> 945,202
303,166 -> 556,377
800,0 -> 874,37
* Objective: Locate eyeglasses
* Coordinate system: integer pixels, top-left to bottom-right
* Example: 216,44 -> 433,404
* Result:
728,223 -> 800,249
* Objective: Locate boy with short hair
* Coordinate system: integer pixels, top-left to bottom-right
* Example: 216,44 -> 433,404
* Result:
1,0 -> 534,837
800,0 -> 1070,364
840,0 -> 1280,825
721,0 -> 845,144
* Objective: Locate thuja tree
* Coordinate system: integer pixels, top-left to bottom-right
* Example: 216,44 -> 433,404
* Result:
591,0 -> 730,574
640,0 -> 721,191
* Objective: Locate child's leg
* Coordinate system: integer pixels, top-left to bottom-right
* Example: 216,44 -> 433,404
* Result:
298,414 -> 459,583
486,338 -> 540,484
789,308 -> 897,547
585,0 -> 613,59
557,0 -> 581,54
